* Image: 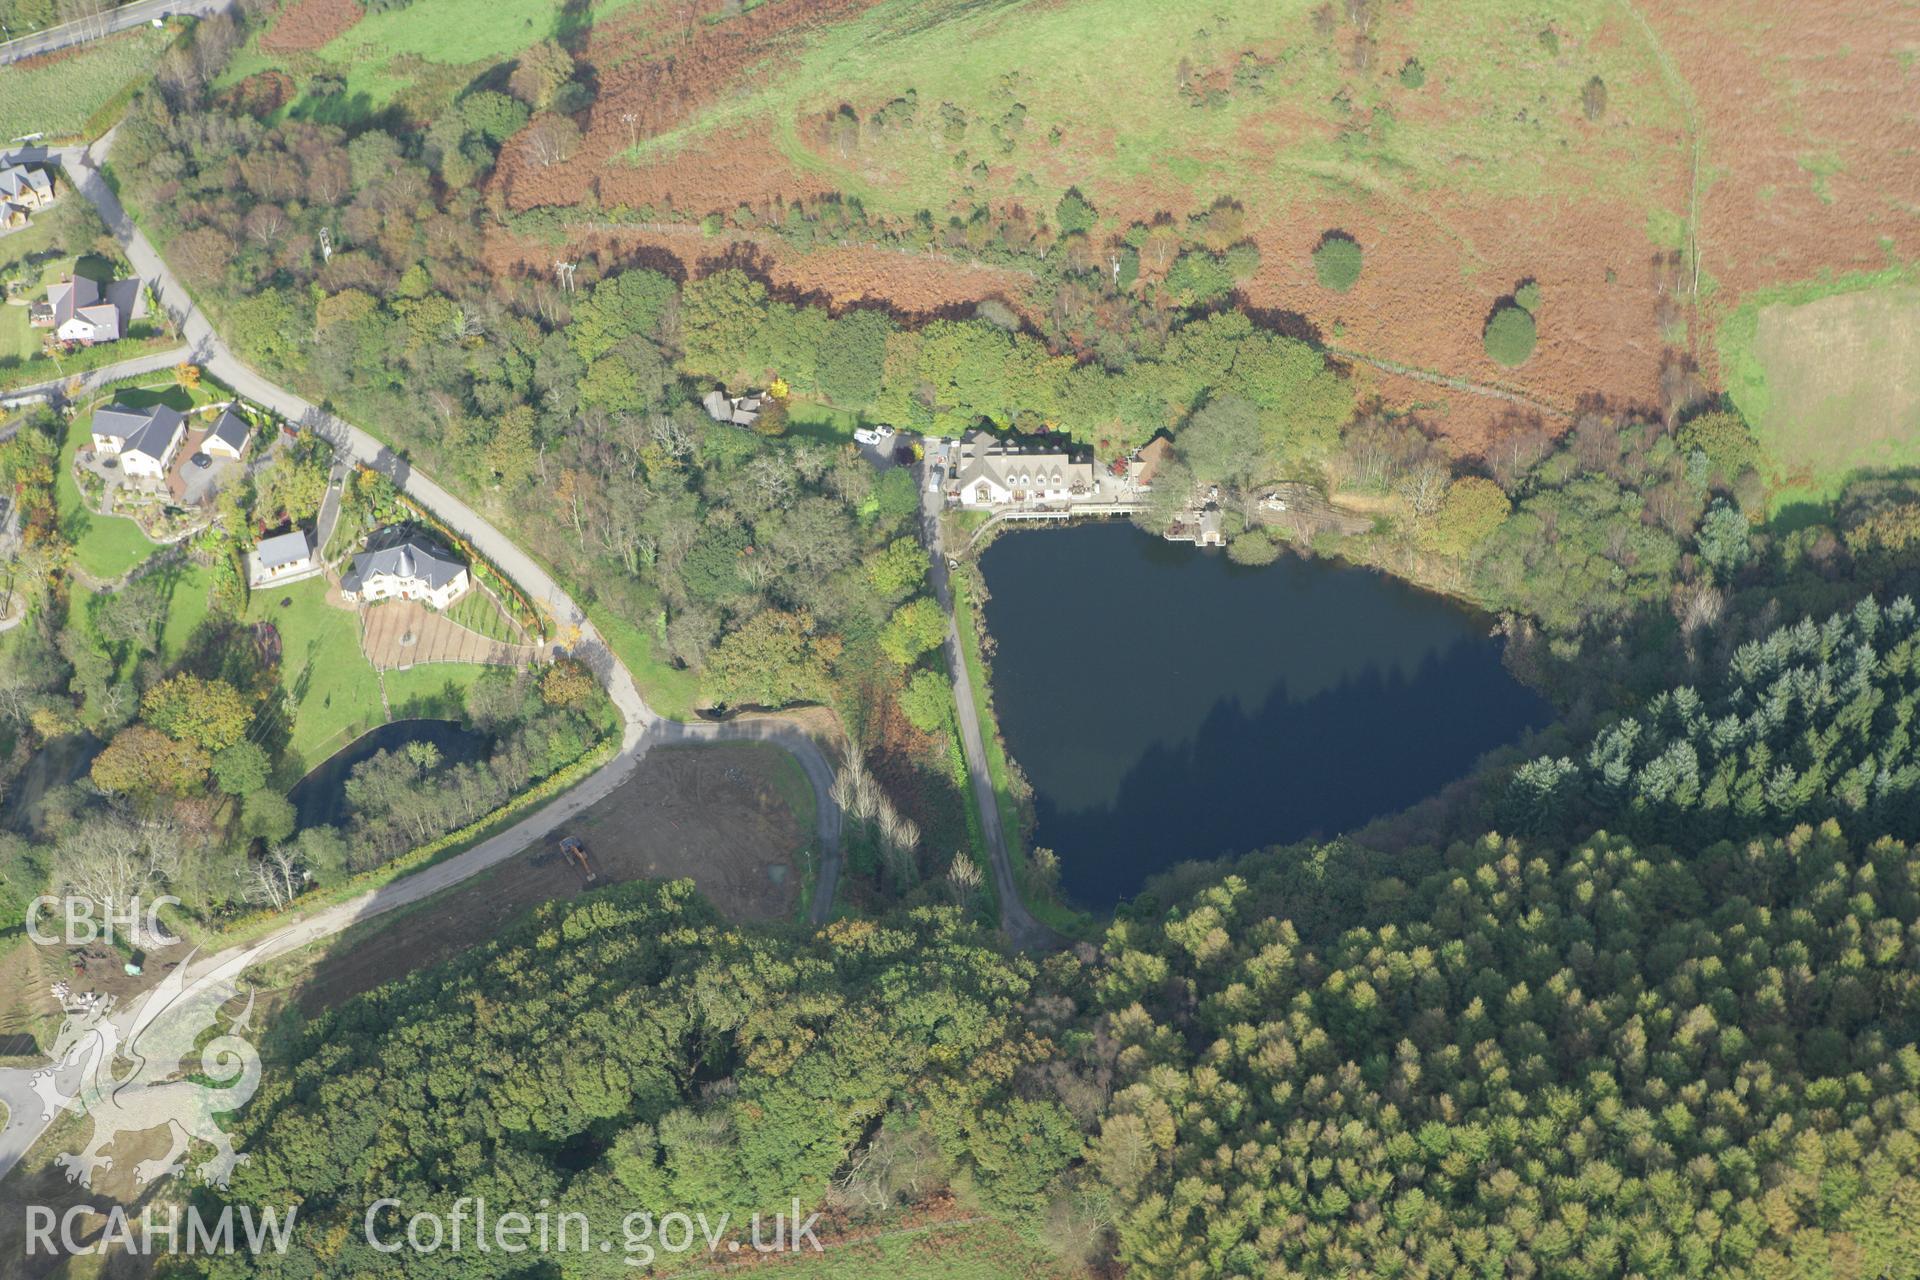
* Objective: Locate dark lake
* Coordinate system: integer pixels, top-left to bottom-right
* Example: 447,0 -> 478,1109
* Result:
976,521 -> 1550,906
288,718 -> 492,830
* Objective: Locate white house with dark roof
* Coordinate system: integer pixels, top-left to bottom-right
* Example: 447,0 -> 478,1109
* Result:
946,428 -> 1095,508
33,275 -> 137,345
340,529 -> 471,610
247,529 -> 314,587
91,403 -> 186,480
202,407 -> 252,461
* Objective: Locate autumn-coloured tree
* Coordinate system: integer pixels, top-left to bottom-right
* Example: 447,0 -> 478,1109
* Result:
539,658 -> 598,710
141,674 -> 253,753
90,725 -> 211,796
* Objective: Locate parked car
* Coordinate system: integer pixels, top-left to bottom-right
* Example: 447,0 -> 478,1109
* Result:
874,424 -> 897,439
189,453 -> 211,469
853,427 -> 880,445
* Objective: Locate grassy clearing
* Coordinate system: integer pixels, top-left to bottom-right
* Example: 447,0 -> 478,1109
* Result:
0,26 -> 171,139
1716,264 -> 1920,505
69,561 -> 214,677
252,575 -> 384,772
585,591 -> 702,721
632,0 -> 1680,222
786,397 -> 865,443
221,0 -> 647,120
772,1215 -> 1078,1279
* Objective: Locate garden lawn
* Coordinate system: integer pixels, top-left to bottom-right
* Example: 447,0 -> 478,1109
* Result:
443,587 -> 517,642
0,204 -> 146,386
55,434 -> 154,584
67,560 -> 215,679
58,384 -> 217,581
381,662 -> 489,721
254,576 -> 384,772
785,398 -> 863,444
0,26 -> 171,139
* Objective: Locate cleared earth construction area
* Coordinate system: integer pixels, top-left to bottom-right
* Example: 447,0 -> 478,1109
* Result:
289,743 -> 814,1013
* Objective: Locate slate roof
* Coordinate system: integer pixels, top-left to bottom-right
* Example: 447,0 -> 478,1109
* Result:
93,403 -> 185,462
255,530 -> 311,570
206,407 -> 250,455
951,429 -> 1092,496
46,275 -> 137,340
342,529 -> 466,594
0,166 -> 51,201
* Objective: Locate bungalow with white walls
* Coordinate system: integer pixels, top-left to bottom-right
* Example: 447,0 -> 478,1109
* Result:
247,530 -> 315,587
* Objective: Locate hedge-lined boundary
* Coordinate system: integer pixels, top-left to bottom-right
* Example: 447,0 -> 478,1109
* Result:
159,734 -> 618,950
0,331 -> 180,395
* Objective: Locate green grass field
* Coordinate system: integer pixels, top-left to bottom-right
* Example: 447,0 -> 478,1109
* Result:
786,398 -> 866,443
253,576 -> 385,772
68,560 -> 215,678
585,590 -> 703,721
0,25 -> 170,139
1715,264 -> 1920,508
625,0 -> 1681,224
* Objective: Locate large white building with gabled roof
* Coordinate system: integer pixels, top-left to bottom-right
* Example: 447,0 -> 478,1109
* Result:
340,528 -> 471,610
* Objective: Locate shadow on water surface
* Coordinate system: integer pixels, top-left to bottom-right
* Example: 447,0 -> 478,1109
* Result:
976,521 -> 1549,908
1038,645 -> 1545,905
